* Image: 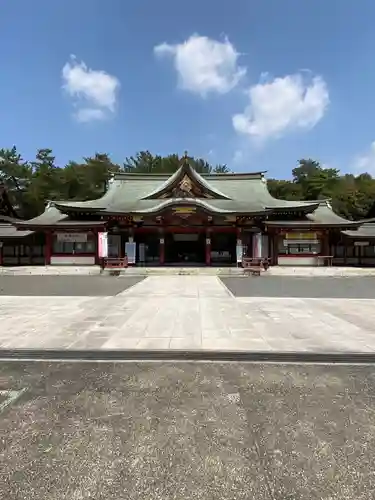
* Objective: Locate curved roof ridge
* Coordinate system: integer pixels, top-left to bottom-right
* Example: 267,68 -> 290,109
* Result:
141,159 -> 231,200
133,198 -> 235,214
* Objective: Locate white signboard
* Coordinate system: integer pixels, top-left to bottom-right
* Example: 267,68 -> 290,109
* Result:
236,244 -> 243,263
125,242 -> 136,264
98,232 -> 108,258
354,241 -> 369,246
57,232 -> 87,243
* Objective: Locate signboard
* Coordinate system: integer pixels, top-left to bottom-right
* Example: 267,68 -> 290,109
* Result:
102,215 -> 134,224
56,232 -> 87,243
125,242 -> 136,264
354,241 -> 369,246
98,232 -> 108,258
173,207 -> 196,215
236,244 -> 243,263
285,232 -> 317,240
284,239 -> 319,246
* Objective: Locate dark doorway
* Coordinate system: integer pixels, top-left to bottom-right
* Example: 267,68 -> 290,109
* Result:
165,232 -> 206,264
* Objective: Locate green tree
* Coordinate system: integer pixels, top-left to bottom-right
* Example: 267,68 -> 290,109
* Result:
267,179 -> 303,200
123,151 -> 229,174
0,146 -> 32,216
292,159 -> 340,200
25,148 -> 61,215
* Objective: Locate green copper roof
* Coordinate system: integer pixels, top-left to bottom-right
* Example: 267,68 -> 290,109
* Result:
14,205 -> 105,229
14,165 -> 357,227
52,170 -> 322,215
265,201 -> 359,227
342,223 -> 375,238
0,223 -> 34,239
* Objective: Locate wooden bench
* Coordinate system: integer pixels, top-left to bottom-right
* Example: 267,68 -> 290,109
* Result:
242,258 -> 269,276
103,257 -> 128,269
317,255 -> 333,267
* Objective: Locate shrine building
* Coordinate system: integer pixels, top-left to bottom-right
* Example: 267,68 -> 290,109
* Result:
1,154 -> 375,267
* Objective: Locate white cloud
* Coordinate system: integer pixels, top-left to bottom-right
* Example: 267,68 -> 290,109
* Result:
232,72 -> 329,141
62,55 -> 120,122
154,34 -> 246,96
353,141 -> 375,175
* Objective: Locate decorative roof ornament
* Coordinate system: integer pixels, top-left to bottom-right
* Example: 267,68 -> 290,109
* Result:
172,174 -> 194,198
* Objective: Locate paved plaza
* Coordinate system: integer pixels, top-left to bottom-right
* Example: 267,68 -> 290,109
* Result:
1,360 -> 375,500
1,275 -> 375,351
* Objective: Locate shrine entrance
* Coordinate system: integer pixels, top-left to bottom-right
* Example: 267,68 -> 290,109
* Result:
164,232 -> 206,265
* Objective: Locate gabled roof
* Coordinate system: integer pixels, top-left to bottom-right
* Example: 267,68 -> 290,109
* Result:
141,156 -> 231,200
265,200 -> 360,228
0,223 -> 34,239
48,168 -> 323,216
14,204 -> 106,230
342,222 -> 375,239
12,162 -> 359,227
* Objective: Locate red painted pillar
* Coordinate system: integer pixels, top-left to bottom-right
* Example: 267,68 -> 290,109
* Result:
45,231 -> 52,265
94,230 -> 100,265
205,230 -> 211,266
236,227 -> 243,262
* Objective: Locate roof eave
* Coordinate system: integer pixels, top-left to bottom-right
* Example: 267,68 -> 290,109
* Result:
14,221 -> 106,230
265,221 -> 362,228
53,203 -> 106,214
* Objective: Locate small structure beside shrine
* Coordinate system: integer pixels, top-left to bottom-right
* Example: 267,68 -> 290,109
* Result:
2,154 -> 375,267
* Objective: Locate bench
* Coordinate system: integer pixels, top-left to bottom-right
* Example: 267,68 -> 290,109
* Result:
242,258 -> 269,276
317,255 -> 333,267
103,257 -> 128,269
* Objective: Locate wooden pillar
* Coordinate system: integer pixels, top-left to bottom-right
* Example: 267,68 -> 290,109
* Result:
272,231 -> 279,265
322,230 -> 330,258
45,231 -> 52,265
205,229 -> 211,266
0,242 -> 3,266
159,229 -> 165,265
94,230 -> 100,265
253,232 -> 262,258
236,227 -> 243,262
268,231 -> 274,264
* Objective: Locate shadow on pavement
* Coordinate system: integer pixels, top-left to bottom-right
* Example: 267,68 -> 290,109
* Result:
222,276 -> 375,299
0,276 -> 144,296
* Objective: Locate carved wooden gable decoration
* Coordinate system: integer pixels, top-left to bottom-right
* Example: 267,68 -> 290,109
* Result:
142,153 -> 230,201
163,174 -> 210,199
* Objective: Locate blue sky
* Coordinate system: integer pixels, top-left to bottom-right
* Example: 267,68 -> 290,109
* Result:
1,0 -> 375,178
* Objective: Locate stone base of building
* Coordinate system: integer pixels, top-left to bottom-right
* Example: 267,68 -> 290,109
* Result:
3,265 -> 375,277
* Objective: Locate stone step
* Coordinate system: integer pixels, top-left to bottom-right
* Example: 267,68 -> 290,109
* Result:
115,267 -> 245,276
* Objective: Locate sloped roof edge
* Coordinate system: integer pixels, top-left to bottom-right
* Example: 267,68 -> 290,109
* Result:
141,157 -> 231,200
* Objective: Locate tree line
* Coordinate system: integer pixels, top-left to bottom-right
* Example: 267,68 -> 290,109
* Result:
0,146 -> 374,221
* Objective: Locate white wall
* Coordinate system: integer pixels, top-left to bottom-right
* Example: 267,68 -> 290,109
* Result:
51,256 -> 96,265
278,256 -> 318,266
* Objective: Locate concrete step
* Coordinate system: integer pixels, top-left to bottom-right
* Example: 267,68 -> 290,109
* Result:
114,267 -> 245,277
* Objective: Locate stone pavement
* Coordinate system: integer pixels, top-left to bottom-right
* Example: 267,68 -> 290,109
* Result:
3,264 -> 375,276
1,276 -> 375,351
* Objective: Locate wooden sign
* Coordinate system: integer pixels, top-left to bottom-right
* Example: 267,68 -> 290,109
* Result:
102,215 -> 134,224
173,207 -> 196,215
